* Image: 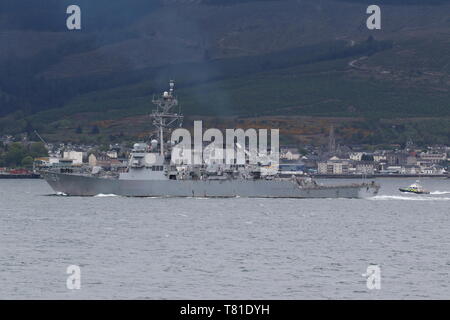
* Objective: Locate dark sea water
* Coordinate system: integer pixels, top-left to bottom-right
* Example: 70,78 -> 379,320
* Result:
1,178 -> 449,299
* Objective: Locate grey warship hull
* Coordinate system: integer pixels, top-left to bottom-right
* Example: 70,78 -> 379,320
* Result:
42,172 -> 378,198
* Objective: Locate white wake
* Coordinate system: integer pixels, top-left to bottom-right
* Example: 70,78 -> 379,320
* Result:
370,195 -> 450,201
430,191 -> 450,195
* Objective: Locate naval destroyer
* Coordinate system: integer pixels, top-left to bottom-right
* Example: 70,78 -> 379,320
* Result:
41,81 -> 379,198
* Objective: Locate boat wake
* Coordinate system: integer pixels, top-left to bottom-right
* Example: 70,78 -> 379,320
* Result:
430,191 -> 450,195
370,195 -> 450,201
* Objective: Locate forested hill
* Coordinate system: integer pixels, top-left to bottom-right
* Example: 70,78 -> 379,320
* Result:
0,0 -> 449,143
0,0 -> 162,31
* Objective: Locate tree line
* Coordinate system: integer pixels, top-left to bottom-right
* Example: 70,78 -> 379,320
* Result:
0,142 -> 48,168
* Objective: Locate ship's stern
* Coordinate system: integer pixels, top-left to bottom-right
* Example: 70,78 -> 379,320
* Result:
357,182 -> 380,199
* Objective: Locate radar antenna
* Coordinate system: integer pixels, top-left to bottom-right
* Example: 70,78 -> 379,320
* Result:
151,80 -> 184,156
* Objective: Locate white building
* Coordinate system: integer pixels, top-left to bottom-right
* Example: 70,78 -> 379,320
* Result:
355,162 -> 375,175
49,157 -> 61,165
373,153 -> 387,163
63,151 -> 83,165
280,148 -> 300,161
385,166 -> 402,174
401,165 -> 420,175
419,152 -> 447,164
107,151 -> 118,159
318,156 -> 350,175
349,152 -> 364,161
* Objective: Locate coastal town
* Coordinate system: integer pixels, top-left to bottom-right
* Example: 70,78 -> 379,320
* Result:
1,131 -> 448,179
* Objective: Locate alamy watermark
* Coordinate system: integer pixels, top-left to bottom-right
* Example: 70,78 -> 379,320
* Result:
362,265 -> 381,290
169,121 -> 279,166
66,265 -> 81,290
66,5 -> 81,30
65,4 -> 380,31
366,5 -> 381,30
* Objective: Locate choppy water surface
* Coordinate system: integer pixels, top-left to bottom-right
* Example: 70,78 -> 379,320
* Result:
1,178 -> 449,299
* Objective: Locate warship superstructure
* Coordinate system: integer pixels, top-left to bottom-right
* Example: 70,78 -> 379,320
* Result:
42,81 -> 380,198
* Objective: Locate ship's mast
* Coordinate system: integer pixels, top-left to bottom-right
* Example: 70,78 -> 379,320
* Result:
151,80 -> 184,156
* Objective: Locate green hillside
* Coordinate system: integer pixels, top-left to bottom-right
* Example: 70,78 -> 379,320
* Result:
0,0 -> 449,145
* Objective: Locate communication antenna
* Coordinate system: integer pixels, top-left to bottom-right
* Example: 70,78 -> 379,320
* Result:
169,79 -> 175,94
151,81 -> 184,156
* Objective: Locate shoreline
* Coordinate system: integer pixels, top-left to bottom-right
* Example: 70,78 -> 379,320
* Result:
0,174 -> 42,179
312,174 -> 448,179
